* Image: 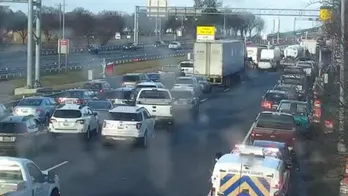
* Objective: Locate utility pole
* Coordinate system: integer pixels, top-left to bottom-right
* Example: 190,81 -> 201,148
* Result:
27,0 -> 34,88
58,3 -> 62,69
338,0 -> 346,149
34,0 -> 41,82
276,18 -> 280,44
63,0 -> 68,73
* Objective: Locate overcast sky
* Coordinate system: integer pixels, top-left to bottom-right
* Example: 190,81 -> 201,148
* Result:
2,0 -> 322,34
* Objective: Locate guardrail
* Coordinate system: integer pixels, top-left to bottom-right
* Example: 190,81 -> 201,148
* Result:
39,39 -> 194,56
0,50 -> 191,80
2,51 -> 189,107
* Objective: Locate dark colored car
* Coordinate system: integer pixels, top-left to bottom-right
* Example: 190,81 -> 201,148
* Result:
0,115 -> 51,156
83,80 -> 112,96
101,88 -> 134,105
146,72 -> 161,82
87,44 -> 100,54
57,89 -> 94,105
250,111 -> 297,149
123,43 -> 137,51
261,90 -> 294,111
87,100 -> 114,124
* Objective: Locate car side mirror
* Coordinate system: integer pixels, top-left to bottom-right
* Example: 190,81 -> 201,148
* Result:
290,149 -> 295,155
45,170 -> 56,183
93,112 -> 98,116
215,152 -> 223,161
17,181 -> 27,190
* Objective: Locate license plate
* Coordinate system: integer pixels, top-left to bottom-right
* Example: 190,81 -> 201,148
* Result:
63,123 -> 71,126
21,110 -> 28,113
117,126 -> 124,129
0,137 -> 14,142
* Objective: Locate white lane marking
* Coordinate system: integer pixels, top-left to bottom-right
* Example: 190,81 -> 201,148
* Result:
242,122 -> 255,144
200,98 -> 208,103
224,88 -> 230,92
44,161 -> 69,171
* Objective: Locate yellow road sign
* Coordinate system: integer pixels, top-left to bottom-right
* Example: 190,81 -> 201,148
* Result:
196,26 -> 215,35
319,7 -> 332,21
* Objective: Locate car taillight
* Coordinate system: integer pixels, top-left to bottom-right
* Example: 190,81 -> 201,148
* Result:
210,187 -> 216,196
49,119 -> 57,124
251,130 -> 255,137
74,99 -> 82,104
99,89 -> 103,93
57,97 -> 63,104
136,123 -> 142,130
35,108 -> 41,114
76,120 -> 85,124
261,101 -> 272,109
103,121 -> 106,128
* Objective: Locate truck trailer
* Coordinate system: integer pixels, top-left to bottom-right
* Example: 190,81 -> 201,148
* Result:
193,40 -> 246,86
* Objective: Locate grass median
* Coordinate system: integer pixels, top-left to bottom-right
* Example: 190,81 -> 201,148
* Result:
6,56 -> 186,100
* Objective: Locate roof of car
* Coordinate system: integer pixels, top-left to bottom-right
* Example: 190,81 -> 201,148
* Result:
66,89 -> 87,92
171,87 -> 194,92
266,90 -> 288,94
57,104 -> 85,110
280,100 -> 308,104
137,82 -> 161,86
0,156 -> 32,165
114,87 -> 134,91
109,106 -> 140,113
1,116 -> 32,122
123,73 -> 144,76
177,76 -> 195,80
21,96 -> 46,100
260,111 -> 293,117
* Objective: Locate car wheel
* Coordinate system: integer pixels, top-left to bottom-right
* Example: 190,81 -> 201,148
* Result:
86,127 -> 91,140
44,114 -> 50,126
50,188 -> 60,196
142,132 -> 148,148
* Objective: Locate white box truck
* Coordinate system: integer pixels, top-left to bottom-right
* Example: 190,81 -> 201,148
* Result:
193,40 -> 246,86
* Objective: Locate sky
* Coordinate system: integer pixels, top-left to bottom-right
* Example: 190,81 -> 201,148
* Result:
1,0 -> 323,34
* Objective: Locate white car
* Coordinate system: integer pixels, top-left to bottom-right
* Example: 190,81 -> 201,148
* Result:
136,88 -> 174,125
168,41 -> 181,50
48,104 -> 99,140
179,60 -> 194,75
173,76 -> 202,97
0,156 -> 61,196
135,81 -> 165,89
101,106 -> 155,148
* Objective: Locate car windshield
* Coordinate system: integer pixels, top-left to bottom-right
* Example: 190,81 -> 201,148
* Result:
53,110 -> 82,118
138,90 -> 170,99
63,91 -> 84,98
264,93 -> 287,102
279,102 -> 308,115
176,78 -> 193,85
0,122 -> 27,134
123,75 -> 139,82
171,91 -> 193,99
257,113 -> 294,129
104,90 -> 131,99
84,83 -> 102,90
17,99 -> 42,106
108,112 -> 142,121
0,165 -> 23,181
87,101 -> 112,110
180,62 -> 193,68
282,78 -> 302,85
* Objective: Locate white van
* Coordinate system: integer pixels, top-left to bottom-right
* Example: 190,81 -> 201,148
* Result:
179,60 -> 194,75
209,145 -> 290,196
135,88 -> 174,125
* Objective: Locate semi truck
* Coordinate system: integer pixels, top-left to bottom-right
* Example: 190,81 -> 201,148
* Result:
193,40 -> 246,86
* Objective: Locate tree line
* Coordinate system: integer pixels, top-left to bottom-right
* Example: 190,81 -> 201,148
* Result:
0,0 -> 265,47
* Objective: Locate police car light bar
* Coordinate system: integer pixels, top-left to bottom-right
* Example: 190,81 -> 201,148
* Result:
233,145 -> 280,157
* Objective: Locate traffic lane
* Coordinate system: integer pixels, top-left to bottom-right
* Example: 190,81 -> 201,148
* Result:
29,71 -> 278,196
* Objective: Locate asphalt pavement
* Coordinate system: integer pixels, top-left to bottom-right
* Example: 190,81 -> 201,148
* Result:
19,70 -> 315,196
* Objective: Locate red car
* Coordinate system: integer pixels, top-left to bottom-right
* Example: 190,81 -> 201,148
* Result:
250,111 -> 297,149
261,90 -> 295,111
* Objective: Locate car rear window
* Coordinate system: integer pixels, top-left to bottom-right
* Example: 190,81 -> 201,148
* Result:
264,93 -> 287,102
171,91 -> 193,99
136,85 -> 156,89
108,112 -> 142,121
180,62 -> 193,68
279,102 -> 308,114
0,122 -> 27,134
17,99 -> 42,106
63,91 -> 84,98
138,90 -> 170,99
123,75 -> 139,82
176,78 -> 193,85
257,113 -> 294,129
104,90 -> 131,99
84,83 -> 102,90
53,110 -> 82,118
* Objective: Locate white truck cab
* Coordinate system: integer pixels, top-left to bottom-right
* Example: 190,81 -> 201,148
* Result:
135,88 -> 174,125
0,156 -> 60,196
209,145 -> 290,196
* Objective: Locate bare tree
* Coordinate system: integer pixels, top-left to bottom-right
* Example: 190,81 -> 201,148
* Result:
95,10 -> 125,45
66,8 -> 96,44
11,11 -> 28,44
41,6 -> 59,44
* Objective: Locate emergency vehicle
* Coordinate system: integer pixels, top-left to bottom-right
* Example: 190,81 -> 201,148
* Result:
209,145 -> 290,196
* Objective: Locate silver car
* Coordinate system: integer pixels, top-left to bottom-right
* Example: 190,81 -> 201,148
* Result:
13,96 -> 57,125
195,76 -> 211,93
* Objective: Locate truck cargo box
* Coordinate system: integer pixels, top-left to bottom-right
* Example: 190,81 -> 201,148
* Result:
193,40 -> 245,84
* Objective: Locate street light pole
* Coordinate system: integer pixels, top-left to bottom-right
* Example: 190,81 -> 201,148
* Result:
58,3 -> 62,70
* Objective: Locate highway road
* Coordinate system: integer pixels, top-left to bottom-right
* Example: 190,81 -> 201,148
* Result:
24,71 -> 311,196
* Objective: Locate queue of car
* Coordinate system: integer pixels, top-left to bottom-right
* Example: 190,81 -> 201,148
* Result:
209,60 -> 316,196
